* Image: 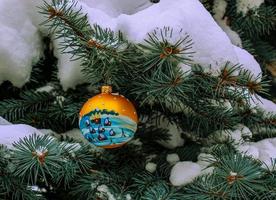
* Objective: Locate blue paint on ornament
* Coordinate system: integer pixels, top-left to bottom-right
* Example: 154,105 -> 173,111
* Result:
79,110 -> 137,148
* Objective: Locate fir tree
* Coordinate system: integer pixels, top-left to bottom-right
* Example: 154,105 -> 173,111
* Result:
0,0 -> 276,199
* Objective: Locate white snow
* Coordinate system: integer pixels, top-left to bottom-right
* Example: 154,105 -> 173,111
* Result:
213,0 -> 227,20
197,153 -> 215,167
20,0 -> 52,33
166,153 -> 180,164
233,46 -> 262,82
54,95 -> 66,107
80,0 -> 154,17
237,144 -> 259,159
0,123 -> 43,148
229,171 -> 237,176
97,185 -> 116,200
250,94 -> 276,114
207,129 -> 232,144
90,181 -> 99,190
112,0 -> 240,77
237,137 -> 276,169
234,124 -> 252,139
225,87 -> 276,116
145,162 -> 157,173
125,194 -> 132,200
197,153 -> 215,175
237,0 -> 264,14
169,161 -> 201,186
0,0 -> 42,87
0,0 -> 264,90
52,39 -> 85,90
58,128 -> 105,153
54,0 -> 263,87
213,0 -> 242,47
178,63 -> 192,75
169,133 -> 276,185
210,99 -> 233,111
230,129 -> 243,144
212,0 -> 262,80
34,146 -> 48,157
0,117 -> 12,125
36,85 -> 55,93
208,125 -> 253,145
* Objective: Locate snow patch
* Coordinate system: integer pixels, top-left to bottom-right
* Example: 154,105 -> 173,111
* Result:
237,137 -> 276,169
1,0 -> 264,90
125,194 -> 132,200
208,125 -> 252,145
64,0 -> 263,88
97,185 -> 116,200
36,85 -> 55,93
52,38 -> 85,91
166,153 -> 180,164
178,63 -> 192,75
80,0 -> 154,17
0,0 -> 42,87
233,46 -> 262,82
0,117 -> 12,125
0,124 -> 43,148
234,124 -> 252,139
145,162 -> 157,173
169,161 -> 201,186
250,94 -> 276,114
237,0 -> 264,14
197,153 -> 215,167
237,144 -> 259,159
213,0 -> 242,47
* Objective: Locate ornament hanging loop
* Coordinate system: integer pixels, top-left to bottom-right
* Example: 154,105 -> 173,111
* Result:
101,85 -> 112,94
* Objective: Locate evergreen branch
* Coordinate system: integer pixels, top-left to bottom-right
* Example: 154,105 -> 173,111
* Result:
12,134 -> 62,185
0,91 -> 55,122
70,172 -> 120,199
182,146 -> 271,200
130,171 -> 162,198
138,27 -> 194,72
253,40 -> 276,62
182,175 -> 228,200
141,182 -> 183,200
233,5 -> 276,38
40,0 -> 133,85
59,142 -> 95,173
211,147 -> 266,199
131,62 -> 189,106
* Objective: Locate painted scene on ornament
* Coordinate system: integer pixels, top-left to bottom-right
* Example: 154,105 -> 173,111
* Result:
79,109 -> 137,147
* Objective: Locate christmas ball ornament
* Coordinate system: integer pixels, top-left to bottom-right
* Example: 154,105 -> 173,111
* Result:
79,86 -> 138,148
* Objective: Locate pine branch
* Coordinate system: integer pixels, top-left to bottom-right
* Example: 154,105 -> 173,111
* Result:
40,0 -> 134,86
182,146 -> 271,200
212,152 -> 266,199
232,5 -> 276,38
138,27 -> 194,72
141,182 -> 183,200
182,175 -> 228,200
0,90 -> 55,122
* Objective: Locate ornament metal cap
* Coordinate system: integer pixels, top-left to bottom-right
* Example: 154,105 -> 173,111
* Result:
101,85 -> 112,94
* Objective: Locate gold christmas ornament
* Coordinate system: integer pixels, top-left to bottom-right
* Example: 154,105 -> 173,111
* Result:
79,86 -> 138,148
